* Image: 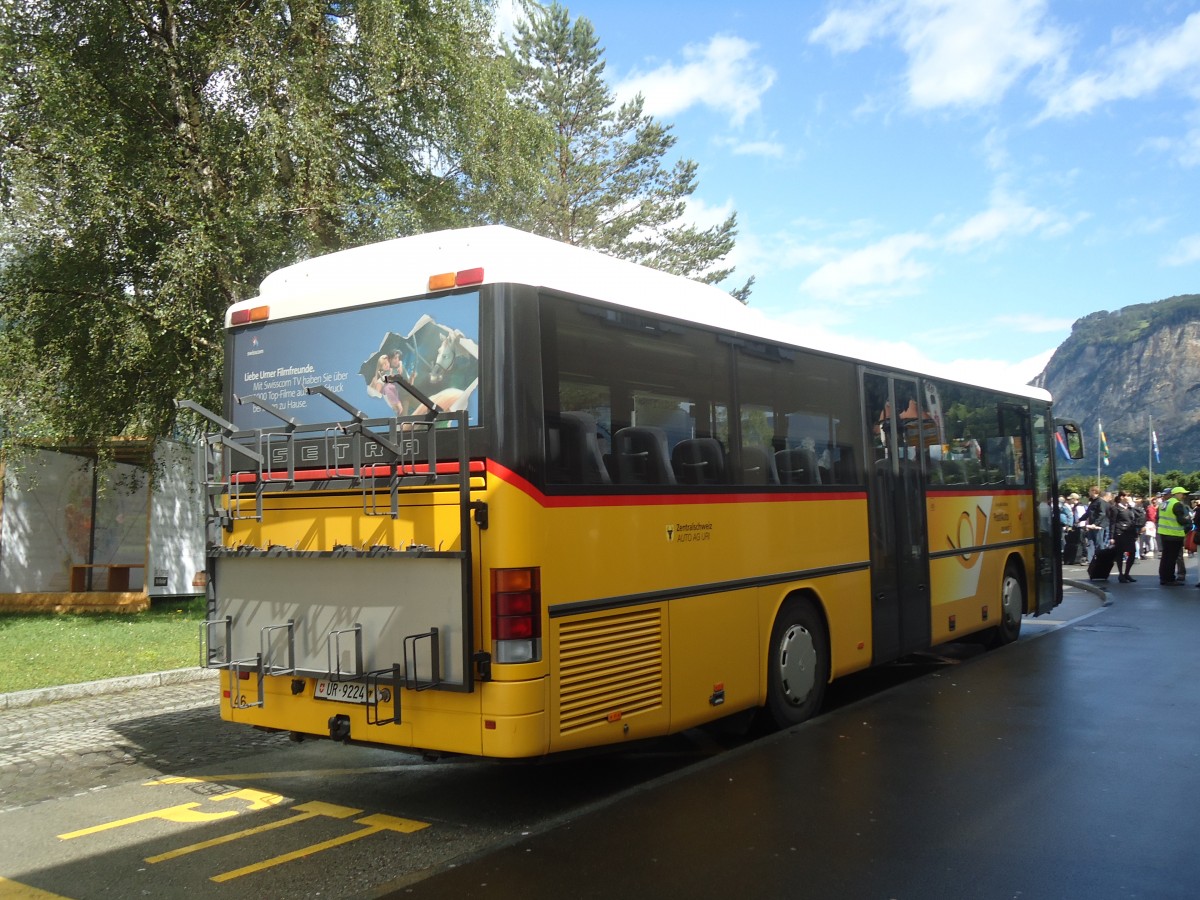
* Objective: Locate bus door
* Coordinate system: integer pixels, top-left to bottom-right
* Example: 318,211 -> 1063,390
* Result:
1032,406 -> 1060,614
862,371 -> 932,663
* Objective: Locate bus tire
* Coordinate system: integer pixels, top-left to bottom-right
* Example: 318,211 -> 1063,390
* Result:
765,598 -> 829,730
986,560 -> 1024,647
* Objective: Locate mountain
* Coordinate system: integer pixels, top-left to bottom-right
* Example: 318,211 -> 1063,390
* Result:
1035,294 -> 1200,479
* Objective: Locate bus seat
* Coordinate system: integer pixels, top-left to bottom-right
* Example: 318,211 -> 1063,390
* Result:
672,438 -> 727,485
614,426 -> 677,485
776,448 -> 821,485
833,445 -> 860,484
739,445 -> 779,485
546,412 -> 610,484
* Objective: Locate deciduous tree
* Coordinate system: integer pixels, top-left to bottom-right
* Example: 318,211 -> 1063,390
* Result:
0,0 -> 544,450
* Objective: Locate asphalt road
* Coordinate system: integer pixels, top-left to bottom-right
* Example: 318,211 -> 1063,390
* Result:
0,577 -> 1114,899
402,569 -> 1200,900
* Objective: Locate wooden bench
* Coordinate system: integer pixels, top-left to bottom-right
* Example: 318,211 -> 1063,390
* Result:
69,564 -> 145,592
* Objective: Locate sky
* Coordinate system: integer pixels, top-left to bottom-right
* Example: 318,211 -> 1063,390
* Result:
495,0 -> 1200,388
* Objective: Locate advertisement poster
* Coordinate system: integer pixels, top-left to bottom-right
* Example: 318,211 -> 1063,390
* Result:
230,292 -> 480,431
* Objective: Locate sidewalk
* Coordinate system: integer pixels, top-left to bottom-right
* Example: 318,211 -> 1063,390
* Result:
0,667 -> 216,711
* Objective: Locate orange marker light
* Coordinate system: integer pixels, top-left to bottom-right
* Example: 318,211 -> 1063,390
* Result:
428,272 -> 456,290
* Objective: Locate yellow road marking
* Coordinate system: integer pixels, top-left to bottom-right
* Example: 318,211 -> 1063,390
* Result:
58,803 -> 235,839
58,789 -> 285,840
211,813 -> 430,883
147,766 -> 417,786
0,877 -> 73,899
145,802 -> 362,863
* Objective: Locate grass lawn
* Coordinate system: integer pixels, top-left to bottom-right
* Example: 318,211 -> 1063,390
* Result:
0,596 -> 207,693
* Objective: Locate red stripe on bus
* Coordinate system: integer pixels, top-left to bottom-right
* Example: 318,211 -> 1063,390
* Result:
229,460 -> 486,484
926,488 -> 1031,498
485,460 -> 867,508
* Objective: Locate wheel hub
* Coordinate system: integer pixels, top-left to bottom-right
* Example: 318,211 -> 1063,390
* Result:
778,623 -> 817,706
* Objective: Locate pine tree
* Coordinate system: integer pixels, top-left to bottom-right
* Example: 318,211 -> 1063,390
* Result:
505,1 -> 750,296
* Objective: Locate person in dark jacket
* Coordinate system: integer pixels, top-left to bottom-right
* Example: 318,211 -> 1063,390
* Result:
1084,486 -> 1108,563
1109,491 -> 1145,582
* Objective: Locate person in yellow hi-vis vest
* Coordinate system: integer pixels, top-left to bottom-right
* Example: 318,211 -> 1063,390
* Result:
1158,486 -> 1193,586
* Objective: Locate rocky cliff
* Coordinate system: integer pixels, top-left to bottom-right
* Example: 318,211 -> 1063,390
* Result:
1035,294 -> 1200,476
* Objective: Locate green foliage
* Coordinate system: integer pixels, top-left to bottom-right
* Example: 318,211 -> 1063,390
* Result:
1058,475 -> 1095,498
504,1 -> 749,295
1060,468 -> 1200,499
1068,295 -> 1200,348
0,0 -> 544,450
0,597 -> 206,693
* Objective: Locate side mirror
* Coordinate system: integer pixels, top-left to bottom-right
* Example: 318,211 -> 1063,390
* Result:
1055,419 -> 1084,460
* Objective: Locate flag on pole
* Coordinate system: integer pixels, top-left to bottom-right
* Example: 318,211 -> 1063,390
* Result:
1152,430 -> 1160,463
1100,429 -> 1110,466
1055,432 -> 1072,461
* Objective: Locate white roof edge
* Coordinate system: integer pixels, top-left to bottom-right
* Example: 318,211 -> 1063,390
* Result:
235,225 -> 1051,403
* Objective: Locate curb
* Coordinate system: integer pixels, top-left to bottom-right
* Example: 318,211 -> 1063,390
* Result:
1063,577 -> 1113,606
0,667 -> 218,711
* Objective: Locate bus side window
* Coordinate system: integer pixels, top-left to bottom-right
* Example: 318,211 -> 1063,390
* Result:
776,448 -> 821,485
672,438 -> 727,485
613,426 -> 677,485
546,412 -> 611,485
740,445 -> 779,484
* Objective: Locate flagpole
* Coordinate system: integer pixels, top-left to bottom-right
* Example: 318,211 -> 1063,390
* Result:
1097,419 -> 1102,487
1149,415 -> 1154,496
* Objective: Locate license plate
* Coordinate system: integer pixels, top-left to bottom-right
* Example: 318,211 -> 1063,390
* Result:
314,679 -> 377,704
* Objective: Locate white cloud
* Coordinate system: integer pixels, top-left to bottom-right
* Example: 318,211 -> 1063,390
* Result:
944,192 -> 1074,251
1040,11 -> 1200,120
684,196 -> 738,230
1144,119 -> 1200,169
944,346 -> 1055,387
746,303 -> 1056,390
1180,126 -> 1200,168
1163,234 -> 1200,267
766,187 -> 1075,305
991,313 -> 1077,334
800,232 -> 934,300
901,0 -> 1066,109
729,140 -> 787,158
810,0 -> 1067,110
808,0 -> 901,53
490,0 -> 521,44
614,35 -> 776,127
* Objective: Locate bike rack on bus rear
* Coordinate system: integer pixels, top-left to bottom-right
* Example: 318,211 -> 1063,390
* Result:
176,389 -> 474,721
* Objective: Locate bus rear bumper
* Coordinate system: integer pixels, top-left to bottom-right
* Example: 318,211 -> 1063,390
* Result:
217,671 -> 551,759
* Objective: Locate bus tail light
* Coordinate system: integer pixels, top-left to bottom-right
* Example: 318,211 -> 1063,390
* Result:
429,268 -> 485,291
491,567 -> 542,664
230,305 -> 269,326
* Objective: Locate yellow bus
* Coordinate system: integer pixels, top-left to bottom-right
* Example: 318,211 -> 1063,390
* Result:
180,225 -> 1083,759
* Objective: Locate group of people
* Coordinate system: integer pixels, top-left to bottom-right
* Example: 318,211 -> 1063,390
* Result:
1058,485 -> 1198,586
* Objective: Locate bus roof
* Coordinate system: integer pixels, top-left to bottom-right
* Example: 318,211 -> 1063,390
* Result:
234,225 -> 1051,403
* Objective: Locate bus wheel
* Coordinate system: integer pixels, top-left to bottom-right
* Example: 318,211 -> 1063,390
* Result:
765,599 -> 829,729
987,561 -> 1024,647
